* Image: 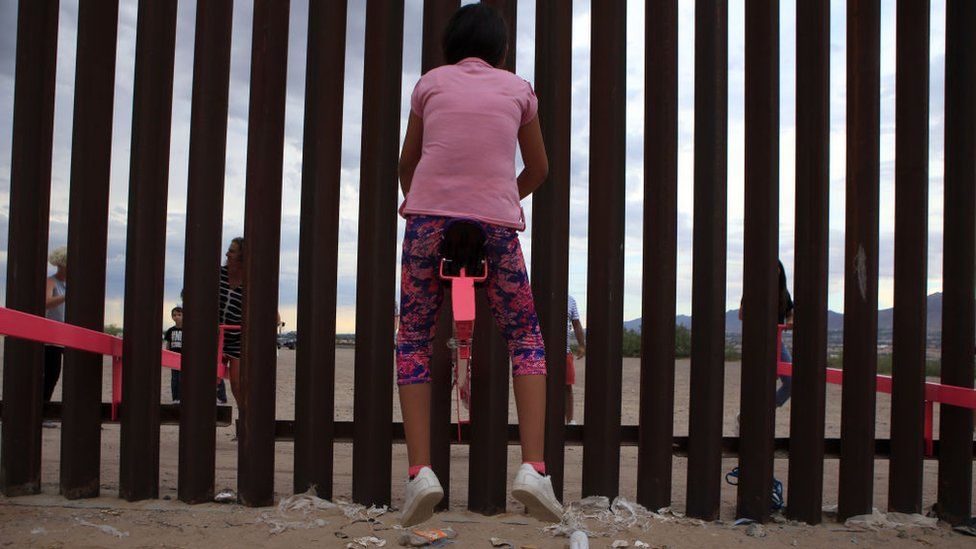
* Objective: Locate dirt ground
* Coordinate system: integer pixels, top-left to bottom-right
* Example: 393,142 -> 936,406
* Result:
0,347 -> 972,548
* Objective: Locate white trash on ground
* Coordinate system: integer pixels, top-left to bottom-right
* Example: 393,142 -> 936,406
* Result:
844,509 -> 938,531
75,517 -> 129,538
260,487 -> 389,535
569,530 -> 589,548
545,496 -> 702,538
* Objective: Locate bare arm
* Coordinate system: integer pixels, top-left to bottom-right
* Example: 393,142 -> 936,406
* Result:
572,319 -> 586,358
516,115 -> 548,199
45,278 -> 64,310
398,112 -> 424,196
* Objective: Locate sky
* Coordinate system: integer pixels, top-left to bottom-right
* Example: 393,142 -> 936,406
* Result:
0,0 -> 949,334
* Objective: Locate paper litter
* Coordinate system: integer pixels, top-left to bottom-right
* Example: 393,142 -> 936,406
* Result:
611,541 -> 629,548
259,487 -> 390,535
634,542 -> 650,548
545,496 -> 699,538
844,509 -> 938,531
346,536 -> 387,548
75,517 -> 129,538
569,530 -> 589,549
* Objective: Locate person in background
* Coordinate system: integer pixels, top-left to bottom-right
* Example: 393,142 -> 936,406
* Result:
775,260 -> 794,407
737,259 -> 794,409
565,295 -> 585,424
219,238 -> 245,413
164,306 -> 184,403
43,247 -> 68,409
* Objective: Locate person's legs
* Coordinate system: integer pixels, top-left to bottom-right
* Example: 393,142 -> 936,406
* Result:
565,386 -> 574,423
776,340 -> 792,407
396,216 -> 448,469
228,357 -> 242,412
43,346 -> 63,402
564,353 -> 575,423
171,370 -> 181,402
216,378 -> 228,403
483,226 -> 546,463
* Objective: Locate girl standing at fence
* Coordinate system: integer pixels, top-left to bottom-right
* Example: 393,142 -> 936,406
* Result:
395,4 -> 560,527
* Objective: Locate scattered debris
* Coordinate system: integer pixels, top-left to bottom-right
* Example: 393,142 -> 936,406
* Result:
844,509 -> 937,531
745,524 -> 766,538
634,542 -> 650,548
336,531 -> 350,539
75,518 -> 129,538
953,517 -> 976,537
611,541 -> 629,548
487,537 -> 513,548
30,527 -> 46,535
569,530 -> 589,549
278,488 -> 338,515
346,536 -> 387,547
544,497 -> 640,538
732,518 -> 756,527
397,528 -> 458,547
214,489 -> 236,503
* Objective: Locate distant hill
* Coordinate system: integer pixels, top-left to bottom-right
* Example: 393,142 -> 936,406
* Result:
623,292 -> 942,335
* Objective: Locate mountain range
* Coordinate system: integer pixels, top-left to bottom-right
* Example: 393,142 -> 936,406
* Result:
623,292 -> 944,335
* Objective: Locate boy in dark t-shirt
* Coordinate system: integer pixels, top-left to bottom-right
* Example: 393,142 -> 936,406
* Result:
164,306 -> 184,402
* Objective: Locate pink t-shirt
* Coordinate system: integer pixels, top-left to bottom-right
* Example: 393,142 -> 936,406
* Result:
400,57 -> 538,230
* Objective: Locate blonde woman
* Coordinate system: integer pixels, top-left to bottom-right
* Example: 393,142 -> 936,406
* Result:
44,247 -> 67,403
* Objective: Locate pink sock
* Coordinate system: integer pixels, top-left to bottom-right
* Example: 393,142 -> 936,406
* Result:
408,464 -> 429,479
525,461 -> 546,475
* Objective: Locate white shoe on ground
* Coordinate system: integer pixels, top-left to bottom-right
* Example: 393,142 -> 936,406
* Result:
400,466 -> 443,527
511,463 -> 563,523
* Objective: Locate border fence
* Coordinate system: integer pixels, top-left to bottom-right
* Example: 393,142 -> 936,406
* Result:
1,0 -> 974,526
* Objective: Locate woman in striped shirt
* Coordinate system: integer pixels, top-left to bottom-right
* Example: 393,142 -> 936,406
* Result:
220,237 -> 245,412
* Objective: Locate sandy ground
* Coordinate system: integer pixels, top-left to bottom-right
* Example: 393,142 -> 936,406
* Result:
0,346 -> 973,548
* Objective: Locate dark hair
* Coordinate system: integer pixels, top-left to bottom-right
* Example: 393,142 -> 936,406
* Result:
172,306 -> 183,314
442,3 -> 508,67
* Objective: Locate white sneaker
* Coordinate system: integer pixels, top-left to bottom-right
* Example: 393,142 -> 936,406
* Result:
400,467 -> 443,527
511,463 -> 563,523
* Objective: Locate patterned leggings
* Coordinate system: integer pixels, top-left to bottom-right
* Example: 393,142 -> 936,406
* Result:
396,215 -> 547,385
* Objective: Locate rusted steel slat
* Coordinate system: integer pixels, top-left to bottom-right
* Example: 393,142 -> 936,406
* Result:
737,0 -> 779,523
421,0 -> 458,72
582,0 -> 626,500
60,0 -> 119,500
178,0 -> 234,505
118,0 -> 178,502
0,0 -> 59,497
637,0 -> 678,511
786,0 -> 829,525
936,0 -> 976,526
420,0 -> 459,511
888,0 -> 930,516
294,0 -> 347,500
532,0 -> 572,500
468,292 -> 510,515
686,0 -> 728,521
352,0 -> 403,507
838,0 -> 880,521
236,0 -> 290,508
